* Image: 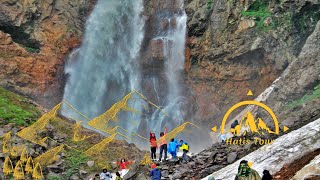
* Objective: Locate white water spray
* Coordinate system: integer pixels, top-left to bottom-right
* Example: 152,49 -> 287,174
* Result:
62,0 -> 144,133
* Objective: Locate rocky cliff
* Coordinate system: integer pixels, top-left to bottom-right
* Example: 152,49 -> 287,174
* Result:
1,0 -> 320,179
137,18 -> 320,180
184,0 -> 320,128
166,10 -> 320,180
2,0 -> 319,129
0,0 -> 96,107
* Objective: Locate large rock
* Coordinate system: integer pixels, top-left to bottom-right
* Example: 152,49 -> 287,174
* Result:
291,154 -> 320,180
47,164 -> 63,173
264,20 -> 320,128
227,152 -> 237,164
0,32 -> 12,45
87,160 -> 95,167
150,38 -> 165,60
0,0 -> 96,108
203,118 -> 320,180
70,174 -> 80,180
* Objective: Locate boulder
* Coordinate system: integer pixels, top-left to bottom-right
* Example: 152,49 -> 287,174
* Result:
70,174 -> 80,180
79,170 -> 87,175
47,165 -> 63,173
237,18 -> 255,31
87,160 -> 94,167
0,31 -> 13,45
135,173 -> 151,180
2,123 -> 14,132
291,154 -> 320,180
226,152 -> 237,164
162,170 -> 169,178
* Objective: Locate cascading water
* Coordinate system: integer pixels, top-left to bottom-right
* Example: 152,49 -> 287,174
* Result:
62,0 -> 191,143
146,0 -> 188,133
61,0 -> 144,132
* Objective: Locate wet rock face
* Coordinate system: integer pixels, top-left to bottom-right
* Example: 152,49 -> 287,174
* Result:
0,0 -> 97,108
184,0 -> 320,129
140,0 -> 197,130
264,20 -> 320,131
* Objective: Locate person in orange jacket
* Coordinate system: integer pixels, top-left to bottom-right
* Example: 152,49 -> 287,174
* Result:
158,127 -> 167,162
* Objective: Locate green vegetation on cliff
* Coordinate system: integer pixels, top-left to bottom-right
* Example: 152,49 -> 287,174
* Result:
287,84 -> 320,109
0,87 -> 40,126
241,0 -> 273,32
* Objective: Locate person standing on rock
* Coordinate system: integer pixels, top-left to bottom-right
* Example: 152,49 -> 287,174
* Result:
150,131 -> 158,160
159,127 -> 168,162
168,138 -> 179,159
179,140 -> 189,163
150,163 -> 161,180
235,160 -> 261,180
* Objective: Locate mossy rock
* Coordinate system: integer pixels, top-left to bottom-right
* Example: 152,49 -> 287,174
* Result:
0,87 -> 41,126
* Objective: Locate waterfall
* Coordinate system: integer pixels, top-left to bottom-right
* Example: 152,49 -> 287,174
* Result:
62,0 -> 189,141
148,0 -> 188,132
61,0 -> 144,131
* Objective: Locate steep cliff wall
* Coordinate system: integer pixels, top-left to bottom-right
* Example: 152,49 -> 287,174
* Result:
184,0 -> 320,127
0,0 -> 96,107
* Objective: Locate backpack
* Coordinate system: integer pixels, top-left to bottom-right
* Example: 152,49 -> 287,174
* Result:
180,143 -> 189,151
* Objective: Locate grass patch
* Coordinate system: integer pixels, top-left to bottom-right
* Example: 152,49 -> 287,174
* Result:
241,0 -> 274,32
48,175 -> 65,180
287,84 -> 320,109
64,150 -> 89,179
0,87 -> 41,126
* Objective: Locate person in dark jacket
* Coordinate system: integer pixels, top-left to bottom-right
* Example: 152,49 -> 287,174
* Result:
262,170 -> 272,180
231,120 -> 239,129
150,163 -> 161,180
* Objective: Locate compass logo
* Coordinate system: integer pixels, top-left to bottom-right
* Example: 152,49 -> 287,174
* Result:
212,90 -> 289,145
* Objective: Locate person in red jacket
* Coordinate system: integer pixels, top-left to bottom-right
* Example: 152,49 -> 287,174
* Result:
113,159 -> 135,178
150,131 -> 158,160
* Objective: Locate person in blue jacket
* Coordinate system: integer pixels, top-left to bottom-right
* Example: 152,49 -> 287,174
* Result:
150,163 -> 161,180
168,138 -> 179,159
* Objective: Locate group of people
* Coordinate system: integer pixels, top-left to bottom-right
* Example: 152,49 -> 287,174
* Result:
150,128 -> 190,162
90,159 -> 134,180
